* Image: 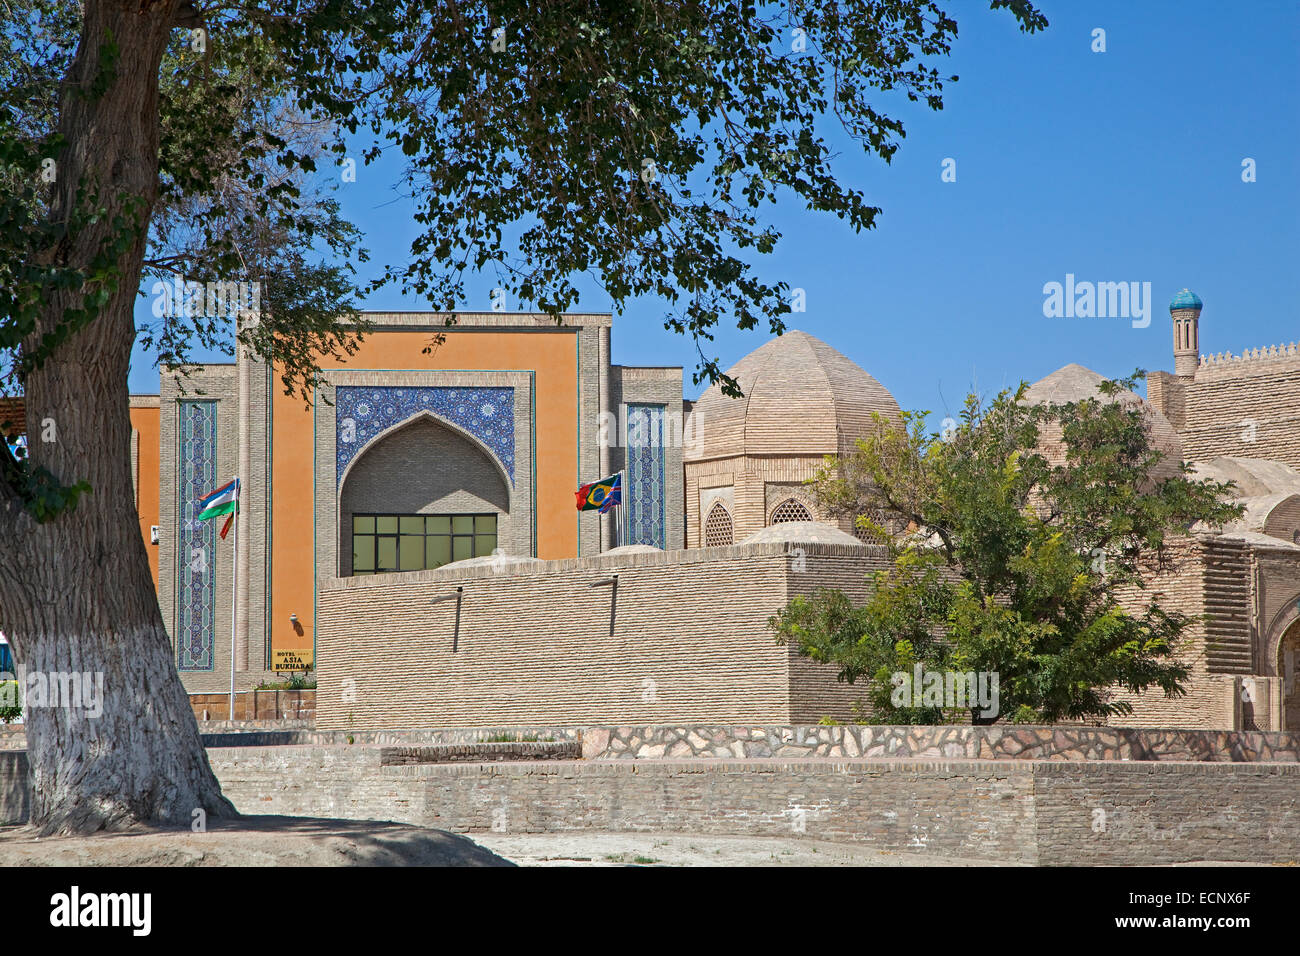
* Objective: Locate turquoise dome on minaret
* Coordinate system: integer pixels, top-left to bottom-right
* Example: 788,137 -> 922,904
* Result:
1170,288 -> 1203,311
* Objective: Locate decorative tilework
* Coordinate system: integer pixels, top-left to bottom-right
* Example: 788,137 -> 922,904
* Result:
335,386 -> 515,485
625,403 -> 666,548
177,401 -> 217,671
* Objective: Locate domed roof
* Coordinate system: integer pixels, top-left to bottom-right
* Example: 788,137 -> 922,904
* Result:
603,544 -> 662,555
741,521 -> 867,547
1022,363 -> 1184,468
1194,493 -> 1300,536
442,554 -> 543,571
1189,457 -> 1300,498
685,331 -> 900,462
1169,288 -> 1203,311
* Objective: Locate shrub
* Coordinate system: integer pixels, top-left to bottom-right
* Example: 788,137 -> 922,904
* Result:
0,680 -> 21,723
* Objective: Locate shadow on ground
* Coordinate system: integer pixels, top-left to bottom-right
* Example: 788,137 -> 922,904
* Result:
0,815 -> 513,867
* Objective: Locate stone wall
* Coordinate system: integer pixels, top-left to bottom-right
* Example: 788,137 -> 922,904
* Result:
579,723 -> 1300,761
6,727 -> 1299,863
198,746 -> 1300,865
316,528 -> 1279,732
315,541 -> 888,730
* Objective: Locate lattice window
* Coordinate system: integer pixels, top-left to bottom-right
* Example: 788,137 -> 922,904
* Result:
853,508 -> 889,544
703,502 -> 734,547
769,498 -> 812,524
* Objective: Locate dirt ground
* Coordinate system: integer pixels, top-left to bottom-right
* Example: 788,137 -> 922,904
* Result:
0,815 -> 512,867
471,833 -> 1272,866
0,821 -> 1263,867
470,832 -> 1011,866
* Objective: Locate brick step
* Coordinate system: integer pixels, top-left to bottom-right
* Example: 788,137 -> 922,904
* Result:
379,742 -> 580,765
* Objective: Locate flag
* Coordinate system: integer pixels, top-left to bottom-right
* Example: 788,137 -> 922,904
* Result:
575,473 -> 621,514
198,479 -> 240,540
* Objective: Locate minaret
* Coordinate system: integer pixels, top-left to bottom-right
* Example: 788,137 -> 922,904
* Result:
1170,288 -> 1202,377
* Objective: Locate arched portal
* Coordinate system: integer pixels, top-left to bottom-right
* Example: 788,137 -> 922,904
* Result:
339,414 -> 511,575
1278,619 -> 1300,731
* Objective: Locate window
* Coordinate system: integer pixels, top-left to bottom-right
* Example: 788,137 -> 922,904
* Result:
352,513 -> 498,575
853,508 -> 889,545
769,498 -> 812,524
703,502 -> 734,547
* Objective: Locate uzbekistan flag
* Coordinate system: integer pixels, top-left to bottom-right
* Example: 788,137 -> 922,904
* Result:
575,473 -> 621,514
198,478 -> 240,539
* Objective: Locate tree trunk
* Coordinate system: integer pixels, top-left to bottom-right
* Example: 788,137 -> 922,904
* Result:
0,0 -> 236,834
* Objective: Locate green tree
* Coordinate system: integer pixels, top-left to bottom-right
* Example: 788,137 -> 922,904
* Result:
771,375 -> 1243,724
0,0 -> 1046,834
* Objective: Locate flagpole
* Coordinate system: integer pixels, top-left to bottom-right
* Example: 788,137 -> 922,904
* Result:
228,476 -> 239,723
617,469 -> 626,547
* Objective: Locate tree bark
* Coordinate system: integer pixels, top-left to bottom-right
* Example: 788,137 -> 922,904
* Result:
0,0 -> 236,835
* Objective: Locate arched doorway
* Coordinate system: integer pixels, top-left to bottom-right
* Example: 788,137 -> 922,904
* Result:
1278,619 -> 1300,731
339,414 -> 511,575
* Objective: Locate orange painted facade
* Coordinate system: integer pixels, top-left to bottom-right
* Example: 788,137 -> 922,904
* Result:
129,403 -> 161,592
269,327 -> 581,657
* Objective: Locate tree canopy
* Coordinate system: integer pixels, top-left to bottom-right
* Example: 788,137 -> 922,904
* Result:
0,0 -> 1050,834
770,376 -> 1244,724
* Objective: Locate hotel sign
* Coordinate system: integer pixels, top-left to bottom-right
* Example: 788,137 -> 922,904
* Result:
272,648 -> 314,671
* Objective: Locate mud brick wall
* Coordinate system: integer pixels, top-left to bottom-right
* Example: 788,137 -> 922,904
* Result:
315,542 -> 890,730
1032,760 -> 1300,865
1178,353 -> 1300,471
203,748 -> 1300,865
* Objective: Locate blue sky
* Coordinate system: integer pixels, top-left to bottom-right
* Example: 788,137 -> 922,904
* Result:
129,0 -> 1300,419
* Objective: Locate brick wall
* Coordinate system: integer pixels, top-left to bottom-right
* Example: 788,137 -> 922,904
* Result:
1032,761 -> 1300,865
199,747 -> 1300,865
315,541 -> 889,730
6,735 -> 1298,863
1179,355 -> 1300,470
1108,536 -> 1240,729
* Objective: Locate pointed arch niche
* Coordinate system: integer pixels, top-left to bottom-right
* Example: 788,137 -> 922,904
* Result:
314,372 -> 535,583
339,413 -> 513,576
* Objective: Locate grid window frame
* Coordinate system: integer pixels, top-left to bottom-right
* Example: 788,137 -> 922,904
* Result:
351,512 -> 498,575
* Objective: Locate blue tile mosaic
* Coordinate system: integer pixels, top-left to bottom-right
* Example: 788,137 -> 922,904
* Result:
334,386 -> 515,485
624,403 -> 666,548
177,401 -> 217,671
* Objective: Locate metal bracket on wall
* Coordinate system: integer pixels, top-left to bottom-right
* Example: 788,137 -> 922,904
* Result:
431,587 -> 465,651
589,574 -> 618,637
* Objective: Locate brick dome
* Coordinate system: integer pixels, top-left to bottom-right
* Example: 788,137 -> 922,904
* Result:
684,331 -> 900,462
1023,363 -> 1184,471
741,521 -> 867,547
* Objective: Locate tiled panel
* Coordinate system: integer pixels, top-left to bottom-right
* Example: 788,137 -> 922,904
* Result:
177,400 -> 218,671
625,403 -> 666,548
334,386 -> 515,485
